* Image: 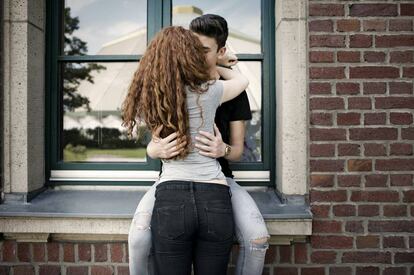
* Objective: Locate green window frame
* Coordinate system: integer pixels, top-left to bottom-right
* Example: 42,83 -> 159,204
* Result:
45,0 -> 275,186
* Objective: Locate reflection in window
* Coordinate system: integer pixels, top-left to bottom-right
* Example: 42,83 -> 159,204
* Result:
64,0 -> 147,55
62,62 -> 148,162
172,1 -> 261,54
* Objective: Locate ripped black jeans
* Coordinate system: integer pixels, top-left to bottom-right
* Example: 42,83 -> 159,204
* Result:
150,180 -> 234,275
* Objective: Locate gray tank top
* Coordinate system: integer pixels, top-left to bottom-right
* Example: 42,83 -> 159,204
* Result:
159,80 -> 226,182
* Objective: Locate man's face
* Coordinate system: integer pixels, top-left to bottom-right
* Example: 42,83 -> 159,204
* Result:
193,33 -> 225,70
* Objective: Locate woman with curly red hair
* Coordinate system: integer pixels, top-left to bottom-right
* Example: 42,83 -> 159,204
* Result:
122,26 -> 248,275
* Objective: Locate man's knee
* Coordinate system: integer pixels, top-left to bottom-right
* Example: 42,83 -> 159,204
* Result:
250,236 -> 269,251
132,212 -> 152,230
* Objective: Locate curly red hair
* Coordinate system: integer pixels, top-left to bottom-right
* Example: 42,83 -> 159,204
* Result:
121,26 -> 212,159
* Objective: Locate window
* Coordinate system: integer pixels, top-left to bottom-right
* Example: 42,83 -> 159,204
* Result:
46,0 -> 275,186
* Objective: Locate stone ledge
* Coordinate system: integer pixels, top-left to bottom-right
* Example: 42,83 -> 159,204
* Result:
0,189 -> 312,245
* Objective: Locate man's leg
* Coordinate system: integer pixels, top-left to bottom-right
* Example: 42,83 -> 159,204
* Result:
128,181 -> 158,275
228,178 -> 270,275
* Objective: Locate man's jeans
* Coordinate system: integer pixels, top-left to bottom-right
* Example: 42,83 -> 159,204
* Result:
128,178 -> 269,275
151,180 -> 234,275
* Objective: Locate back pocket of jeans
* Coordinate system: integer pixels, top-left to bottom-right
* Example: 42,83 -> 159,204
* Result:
205,207 -> 234,241
156,205 -> 185,240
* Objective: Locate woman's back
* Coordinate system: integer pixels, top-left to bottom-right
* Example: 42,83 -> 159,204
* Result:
159,80 -> 226,183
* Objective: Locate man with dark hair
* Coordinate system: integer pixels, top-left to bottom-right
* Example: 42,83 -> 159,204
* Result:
128,14 -> 269,275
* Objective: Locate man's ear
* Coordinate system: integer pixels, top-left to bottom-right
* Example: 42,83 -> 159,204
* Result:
217,46 -> 226,58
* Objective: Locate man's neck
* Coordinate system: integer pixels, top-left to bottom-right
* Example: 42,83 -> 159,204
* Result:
210,68 -> 220,80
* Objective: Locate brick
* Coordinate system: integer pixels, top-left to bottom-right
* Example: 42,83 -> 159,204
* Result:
0,266 -> 11,275
364,143 -> 386,156
338,144 -> 360,156
365,174 -> 387,187
273,267 -> 298,275
294,243 -> 307,264
33,243 -> 45,262
110,243 -> 124,263
369,221 -> 414,232
336,82 -> 360,95
350,66 -> 399,79
310,144 -> 335,157
351,191 -> 399,202
338,175 -> 361,187
395,252 -> 414,263
309,4 -> 344,16
310,128 -> 346,141
403,67 -> 414,78
383,267 -> 407,275
39,265 -> 61,275
94,244 -> 108,262
401,4 -> 414,16
356,235 -> 380,249
78,244 -> 91,262
47,243 -> 60,262
63,243 -> 75,262
313,220 -> 342,233
390,51 -> 414,63
329,267 -> 352,275
311,251 -> 337,264
337,19 -> 360,32
311,112 -> 333,126
364,113 -> 386,125
337,112 -> 360,125
301,267 -> 324,275
310,190 -> 347,202
348,159 -> 372,171
343,251 -> 391,263
350,34 -> 372,48
311,236 -> 353,249
389,82 -> 413,95
383,205 -> 407,217
358,205 -> 379,217
363,82 -> 386,95
363,51 -> 386,63
376,96 -> 414,109
356,266 -> 379,275
348,97 -> 371,110
310,204 -> 330,218
350,128 -> 398,140
13,266 -> 35,275
310,51 -> 334,63
389,19 -> 413,31
116,266 -> 130,275
362,19 -> 386,31
349,4 -> 398,17
279,245 -> 291,263
376,35 -> 414,48
17,243 -> 30,262
403,190 -> 414,202
333,204 -> 356,217
390,112 -> 413,125
402,127 -> 414,140
376,159 -> 414,171
91,266 -> 113,275
310,82 -> 331,95
3,240 -> 16,262
66,266 -> 88,275
390,174 -> 413,186
264,245 -> 276,264
310,67 -> 345,79
309,20 -> 333,32
310,160 -> 345,172
310,35 -> 346,48
345,221 -> 364,233
383,236 -> 405,248
337,51 -> 360,63
309,97 -> 345,110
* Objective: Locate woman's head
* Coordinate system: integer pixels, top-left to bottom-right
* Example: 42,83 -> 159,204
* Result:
122,26 -> 211,159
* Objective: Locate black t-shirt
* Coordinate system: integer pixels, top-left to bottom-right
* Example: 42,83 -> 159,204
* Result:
215,89 -> 252,178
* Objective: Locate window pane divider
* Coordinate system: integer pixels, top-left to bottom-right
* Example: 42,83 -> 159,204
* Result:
58,55 -> 142,62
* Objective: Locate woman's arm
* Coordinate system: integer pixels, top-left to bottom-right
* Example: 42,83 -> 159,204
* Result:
217,66 -> 249,104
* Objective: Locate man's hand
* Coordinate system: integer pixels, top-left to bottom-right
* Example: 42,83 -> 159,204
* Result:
195,124 -> 227,158
147,125 -> 187,159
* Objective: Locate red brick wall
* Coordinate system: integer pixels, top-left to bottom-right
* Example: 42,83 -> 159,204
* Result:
307,1 -> 414,275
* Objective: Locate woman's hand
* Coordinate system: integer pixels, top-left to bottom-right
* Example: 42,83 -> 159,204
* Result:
217,50 -> 238,68
147,125 -> 187,159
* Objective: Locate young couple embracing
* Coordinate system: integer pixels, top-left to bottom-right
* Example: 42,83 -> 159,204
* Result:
122,14 -> 269,275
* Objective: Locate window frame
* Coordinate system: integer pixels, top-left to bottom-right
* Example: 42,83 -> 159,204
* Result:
45,0 -> 275,186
